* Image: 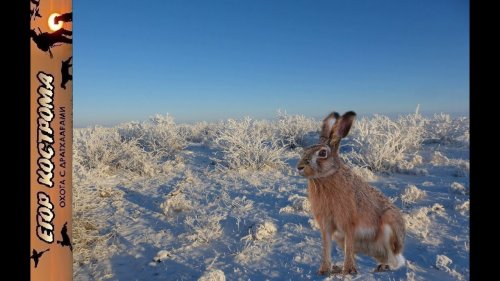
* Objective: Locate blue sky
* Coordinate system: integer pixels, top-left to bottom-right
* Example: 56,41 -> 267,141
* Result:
74,0 -> 469,127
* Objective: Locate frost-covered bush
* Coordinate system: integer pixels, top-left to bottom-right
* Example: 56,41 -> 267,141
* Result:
241,221 -> 277,241
279,194 -> 311,215
118,114 -> 186,160
74,114 -> 186,182
404,203 -> 446,243
342,109 -> 426,173
456,200 -> 470,216
401,185 -> 426,205
274,110 -> 319,148
431,151 -> 470,177
74,127 -> 122,173
236,220 -> 278,264
198,269 -> 226,281
213,117 -> 286,171
161,169 -> 201,216
435,255 -> 464,280
451,182 -> 468,195
73,126 -> 157,180
425,113 -> 469,145
350,166 -> 378,181
184,213 -> 225,244
161,189 -> 191,215
288,194 -> 311,213
153,250 -> 172,263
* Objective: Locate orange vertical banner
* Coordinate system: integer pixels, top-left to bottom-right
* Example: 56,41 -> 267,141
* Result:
30,0 -> 73,280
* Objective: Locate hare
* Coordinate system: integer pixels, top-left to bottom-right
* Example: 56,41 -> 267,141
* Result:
296,111 -> 406,275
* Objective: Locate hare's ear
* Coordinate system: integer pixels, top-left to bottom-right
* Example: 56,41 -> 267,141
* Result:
329,111 -> 356,151
320,111 -> 340,144
335,111 -> 356,138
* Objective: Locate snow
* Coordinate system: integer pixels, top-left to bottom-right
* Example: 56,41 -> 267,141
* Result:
73,112 -> 469,280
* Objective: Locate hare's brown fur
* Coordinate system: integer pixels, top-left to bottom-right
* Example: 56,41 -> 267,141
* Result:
297,111 -> 405,275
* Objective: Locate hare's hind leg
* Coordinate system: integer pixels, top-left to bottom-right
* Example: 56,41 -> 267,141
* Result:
375,208 -> 406,271
375,224 -> 405,271
371,225 -> 392,272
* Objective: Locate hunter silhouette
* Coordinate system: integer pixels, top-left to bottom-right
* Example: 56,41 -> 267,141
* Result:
30,28 -> 72,58
30,248 -> 49,268
30,0 -> 42,20
30,8 -> 42,20
61,56 -> 73,89
56,222 -> 73,252
54,12 -> 72,23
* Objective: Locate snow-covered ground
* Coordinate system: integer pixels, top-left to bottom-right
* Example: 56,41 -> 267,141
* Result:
73,111 -> 469,280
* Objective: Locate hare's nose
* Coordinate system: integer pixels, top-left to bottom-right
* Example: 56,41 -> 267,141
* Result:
297,165 -> 305,172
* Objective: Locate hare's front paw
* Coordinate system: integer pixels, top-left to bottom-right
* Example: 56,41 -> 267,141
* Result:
342,265 -> 358,275
317,261 -> 331,275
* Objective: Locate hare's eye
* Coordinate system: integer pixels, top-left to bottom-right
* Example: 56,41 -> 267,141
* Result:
318,149 -> 327,158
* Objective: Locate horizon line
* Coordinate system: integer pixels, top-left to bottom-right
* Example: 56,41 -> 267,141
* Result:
74,108 -> 469,128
